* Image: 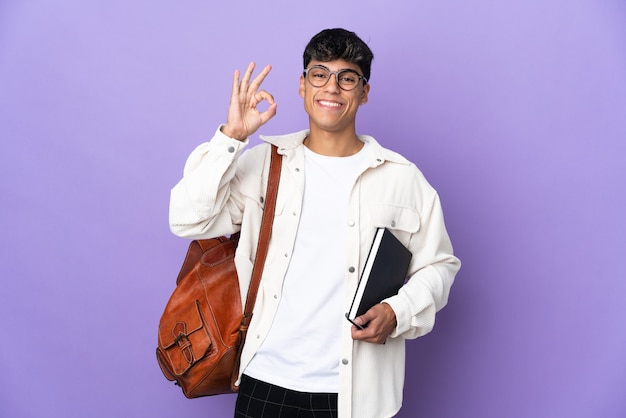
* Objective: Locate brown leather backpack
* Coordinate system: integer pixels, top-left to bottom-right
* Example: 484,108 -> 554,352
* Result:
156,145 -> 281,397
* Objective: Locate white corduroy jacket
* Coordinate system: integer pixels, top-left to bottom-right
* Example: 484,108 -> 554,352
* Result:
169,126 -> 461,418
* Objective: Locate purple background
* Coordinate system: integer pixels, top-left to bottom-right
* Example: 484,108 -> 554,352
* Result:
1,1 -> 625,417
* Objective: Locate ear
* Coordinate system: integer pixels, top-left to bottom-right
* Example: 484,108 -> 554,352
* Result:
299,75 -> 306,98
360,83 -> 370,105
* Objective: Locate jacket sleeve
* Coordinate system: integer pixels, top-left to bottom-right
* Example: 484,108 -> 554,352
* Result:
169,126 -> 249,239
383,190 -> 461,340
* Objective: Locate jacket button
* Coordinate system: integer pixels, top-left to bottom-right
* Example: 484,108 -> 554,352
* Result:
347,220 -> 355,227
348,266 -> 355,273
342,359 -> 349,365
391,220 -> 396,227
228,146 -> 235,153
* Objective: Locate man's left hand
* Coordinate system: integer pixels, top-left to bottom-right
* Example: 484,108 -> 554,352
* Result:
350,303 -> 397,344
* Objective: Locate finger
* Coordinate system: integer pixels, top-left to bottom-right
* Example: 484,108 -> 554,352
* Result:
254,90 -> 275,105
249,91 -> 277,124
351,324 -> 378,343
231,69 -> 241,98
247,64 -> 272,97
353,324 -> 388,344
240,61 -> 256,94
249,91 -> 275,114
354,312 -> 373,327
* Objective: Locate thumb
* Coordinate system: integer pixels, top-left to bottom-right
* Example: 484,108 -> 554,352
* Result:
260,102 -> 278,124
354,312 -> 372,327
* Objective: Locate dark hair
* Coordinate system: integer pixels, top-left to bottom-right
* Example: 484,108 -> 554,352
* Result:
303,28 -> 374,83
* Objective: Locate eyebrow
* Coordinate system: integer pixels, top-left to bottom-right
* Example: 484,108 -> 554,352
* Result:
313,64 -> 360,73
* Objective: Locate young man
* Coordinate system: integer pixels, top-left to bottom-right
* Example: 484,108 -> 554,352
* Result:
169,28 -> 460,418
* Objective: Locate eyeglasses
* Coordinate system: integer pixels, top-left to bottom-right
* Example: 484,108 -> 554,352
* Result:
303,65 -> 368,91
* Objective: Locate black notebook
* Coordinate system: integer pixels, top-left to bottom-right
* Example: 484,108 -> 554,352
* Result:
346,228 -> 412,328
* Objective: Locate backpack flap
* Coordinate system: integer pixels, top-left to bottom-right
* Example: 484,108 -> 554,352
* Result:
158,299 -> 213,376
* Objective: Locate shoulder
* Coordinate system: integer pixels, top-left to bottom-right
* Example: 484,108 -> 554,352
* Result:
360,135 -> 426,177
236,130 -> 306,173
260,130 -> 308,150
359,134 -> 412,166
239,130 -> 308,164
360,135 -> 437,195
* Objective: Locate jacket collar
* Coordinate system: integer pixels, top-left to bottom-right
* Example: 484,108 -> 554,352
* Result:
260,130 -> 410,166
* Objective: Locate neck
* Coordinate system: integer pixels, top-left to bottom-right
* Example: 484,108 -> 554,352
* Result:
304,127 -> 363,157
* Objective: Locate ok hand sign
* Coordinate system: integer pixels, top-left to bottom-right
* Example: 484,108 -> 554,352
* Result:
221,62 -> 277,141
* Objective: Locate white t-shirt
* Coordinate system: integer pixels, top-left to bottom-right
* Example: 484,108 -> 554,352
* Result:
245,142 -> 369,393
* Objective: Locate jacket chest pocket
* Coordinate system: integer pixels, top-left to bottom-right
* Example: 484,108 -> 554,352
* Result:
366,204 -> 421,247
239,175 -> 287,216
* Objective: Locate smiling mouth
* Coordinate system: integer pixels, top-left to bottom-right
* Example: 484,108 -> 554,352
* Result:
318,100 -> 342,108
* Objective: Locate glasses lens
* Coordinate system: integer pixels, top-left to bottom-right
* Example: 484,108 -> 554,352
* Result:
307,67 -> 330,87
337,70 -> 360,90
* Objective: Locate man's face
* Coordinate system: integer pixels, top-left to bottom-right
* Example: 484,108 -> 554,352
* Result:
299,59 -> 370,135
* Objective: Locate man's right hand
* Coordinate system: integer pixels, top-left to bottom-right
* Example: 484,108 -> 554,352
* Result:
221,62 -> 277,141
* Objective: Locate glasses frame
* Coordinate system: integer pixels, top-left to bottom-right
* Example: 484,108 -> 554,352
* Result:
303,65 -> 368,91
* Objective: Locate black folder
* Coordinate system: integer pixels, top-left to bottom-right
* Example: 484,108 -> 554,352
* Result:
346,228 -> 412,326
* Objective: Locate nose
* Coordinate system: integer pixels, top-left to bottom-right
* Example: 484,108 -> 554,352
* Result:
324,73 -> 341,92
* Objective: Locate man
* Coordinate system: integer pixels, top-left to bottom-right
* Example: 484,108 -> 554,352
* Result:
169,28 -> 460,418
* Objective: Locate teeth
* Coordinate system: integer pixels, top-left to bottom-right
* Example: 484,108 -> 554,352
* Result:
319,100 -> 341,107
